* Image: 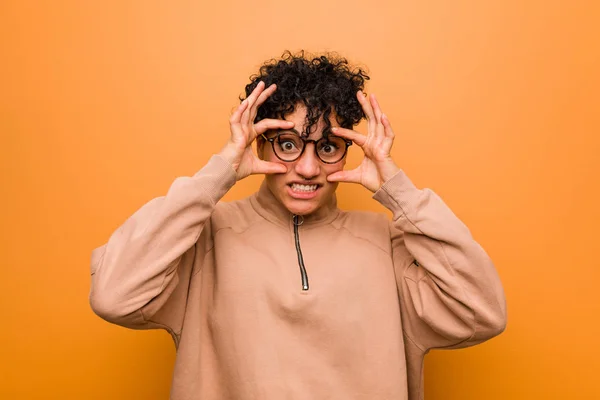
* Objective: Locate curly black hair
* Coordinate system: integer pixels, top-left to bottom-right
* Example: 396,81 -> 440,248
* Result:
242,50 -> 370,138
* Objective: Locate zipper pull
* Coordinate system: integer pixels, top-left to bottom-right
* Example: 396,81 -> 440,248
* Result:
292,214 -> 304,226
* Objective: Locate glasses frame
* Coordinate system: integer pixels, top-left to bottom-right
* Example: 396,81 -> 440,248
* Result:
261,129 -> 353,164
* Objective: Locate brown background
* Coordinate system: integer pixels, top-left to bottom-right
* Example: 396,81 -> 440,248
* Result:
1,1 -> 599,398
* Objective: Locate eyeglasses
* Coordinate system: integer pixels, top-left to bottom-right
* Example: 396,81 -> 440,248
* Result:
261,129 -> 352,164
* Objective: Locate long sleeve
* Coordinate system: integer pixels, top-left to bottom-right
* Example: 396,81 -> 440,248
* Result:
89,155 -> 237,339
373,169 -> 507,352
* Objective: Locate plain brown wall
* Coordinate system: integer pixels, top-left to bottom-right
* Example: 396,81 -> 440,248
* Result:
1,1 -> 599,398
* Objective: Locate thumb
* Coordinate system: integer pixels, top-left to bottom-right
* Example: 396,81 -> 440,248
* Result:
254,160 -> 287,175
327,169 -> 361,184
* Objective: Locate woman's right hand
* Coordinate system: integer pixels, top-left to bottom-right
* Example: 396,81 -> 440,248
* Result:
219,81 -> 294,181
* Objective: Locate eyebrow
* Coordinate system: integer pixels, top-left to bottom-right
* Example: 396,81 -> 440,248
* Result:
273,128 -> 301,135
269,128 -> 338,141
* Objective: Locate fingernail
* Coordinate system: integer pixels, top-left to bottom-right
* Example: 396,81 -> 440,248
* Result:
331,127 -> 338,131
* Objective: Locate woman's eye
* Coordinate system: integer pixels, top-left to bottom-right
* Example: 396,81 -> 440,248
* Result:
319,143 -> 338,154
280,141 -> 297,151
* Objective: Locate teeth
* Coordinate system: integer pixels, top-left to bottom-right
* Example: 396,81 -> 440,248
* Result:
291,183 -> 318,192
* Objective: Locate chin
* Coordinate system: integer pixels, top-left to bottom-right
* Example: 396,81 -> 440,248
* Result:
284,200 -> 320,216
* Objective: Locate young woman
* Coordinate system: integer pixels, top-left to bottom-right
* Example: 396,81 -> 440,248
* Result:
90,51 -> 507,400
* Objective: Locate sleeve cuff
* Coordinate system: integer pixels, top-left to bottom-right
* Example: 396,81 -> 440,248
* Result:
191,154 -> 238,205
372,169 -> 422,217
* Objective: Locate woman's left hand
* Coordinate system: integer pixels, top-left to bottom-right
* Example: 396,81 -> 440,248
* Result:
327,91 -> 401,193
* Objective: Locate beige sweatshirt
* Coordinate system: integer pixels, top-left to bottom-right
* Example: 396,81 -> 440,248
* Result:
89,154 -> 507,400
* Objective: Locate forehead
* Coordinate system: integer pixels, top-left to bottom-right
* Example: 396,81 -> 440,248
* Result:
282,104 -> 339,140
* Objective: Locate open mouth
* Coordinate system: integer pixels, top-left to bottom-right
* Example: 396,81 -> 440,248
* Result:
289,183 -> 320,193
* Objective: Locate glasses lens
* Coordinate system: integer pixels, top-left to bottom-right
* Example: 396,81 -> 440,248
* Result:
274,133 -> 303,161
317,136 -> 347,163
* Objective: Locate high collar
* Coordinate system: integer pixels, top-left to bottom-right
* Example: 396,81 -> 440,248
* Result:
250,179 -> 340,229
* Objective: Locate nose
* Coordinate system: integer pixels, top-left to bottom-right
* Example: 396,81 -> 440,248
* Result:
294,143 -> 320,180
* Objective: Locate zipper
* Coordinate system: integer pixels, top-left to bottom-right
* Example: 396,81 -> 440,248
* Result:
292,214 -> 309,291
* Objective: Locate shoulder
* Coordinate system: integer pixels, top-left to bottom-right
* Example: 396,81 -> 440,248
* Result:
211,196 -> 262,234
332,209 -> 391,253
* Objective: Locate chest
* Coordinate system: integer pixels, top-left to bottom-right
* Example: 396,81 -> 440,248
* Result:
206,224 -> 399,323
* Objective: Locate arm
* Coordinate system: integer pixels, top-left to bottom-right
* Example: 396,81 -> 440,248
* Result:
374,169 -> 507,351
328,91 -> 506,351
89,155 -> 236,334
89,81 -> 292,336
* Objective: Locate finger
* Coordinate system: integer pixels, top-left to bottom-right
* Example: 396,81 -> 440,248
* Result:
229,99 -> 249,124
241,81 -> 266,126
240,100 -> 252,127
326,168 -> 362,184
253,160 -> 287,175
331,127 -> 367,147
357,90 -> 375,122
246,80 -> 266,103
254,118 -> 294,135
381,113 -> 395,138
255,84 -> 277,108
249,84 -> 277,122
370,94 -> 383,124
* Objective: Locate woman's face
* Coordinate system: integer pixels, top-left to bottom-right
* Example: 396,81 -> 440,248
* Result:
258,105 -> 347,216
